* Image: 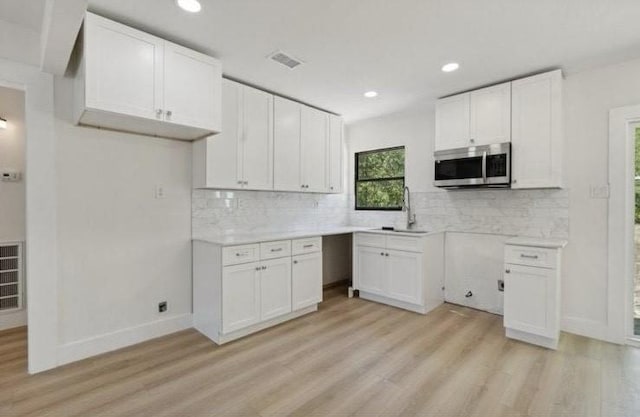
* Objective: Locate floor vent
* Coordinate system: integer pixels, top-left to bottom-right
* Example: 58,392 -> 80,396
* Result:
268,50 -> 304,70
0,242 -> 23,312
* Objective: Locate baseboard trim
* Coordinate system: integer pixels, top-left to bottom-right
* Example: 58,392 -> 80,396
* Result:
57,313 -> 193,366
0,309 -> 27,331
561,316 -> 622,344
323,279 -> 350,289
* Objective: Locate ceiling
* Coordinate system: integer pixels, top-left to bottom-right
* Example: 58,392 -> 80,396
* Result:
81,1 -> 640,122
0,0 -> 46,66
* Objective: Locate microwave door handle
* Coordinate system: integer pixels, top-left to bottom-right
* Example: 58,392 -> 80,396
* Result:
481,151 -> 487,183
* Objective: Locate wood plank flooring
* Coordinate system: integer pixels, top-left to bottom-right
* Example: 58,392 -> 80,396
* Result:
1,287 -> 639,416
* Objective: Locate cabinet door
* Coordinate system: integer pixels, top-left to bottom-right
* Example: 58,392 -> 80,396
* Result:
260,258 -> 292,321
386,250 -> 423,305
469,82 -> 511,146
435,93 -> 470,151
292,252 -> 322,310
328,115 -> 343,193
274,97 -> 302,191
201,79 -> 241,189
222,262 -> 261,333
511,70 -> 563,189
356,246 -> 387,296
301,106 -> 328,192
503,264 -> 556,338
84,13 -> 163,121
163,41 -> 222,131
241,86 -> 274,190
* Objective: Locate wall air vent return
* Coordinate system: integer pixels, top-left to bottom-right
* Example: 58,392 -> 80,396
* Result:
0,242 -> 23,312
268,51 -> 304,70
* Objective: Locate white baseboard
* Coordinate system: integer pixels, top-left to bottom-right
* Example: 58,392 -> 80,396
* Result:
561,316 -> 623,344
0,309 -> 27,331
57,313 -> 193,366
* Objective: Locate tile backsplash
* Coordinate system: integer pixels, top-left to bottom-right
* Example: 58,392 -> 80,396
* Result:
192,188 -> 569,239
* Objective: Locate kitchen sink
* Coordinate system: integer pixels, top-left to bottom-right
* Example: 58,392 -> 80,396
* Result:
378,228 -> 429,234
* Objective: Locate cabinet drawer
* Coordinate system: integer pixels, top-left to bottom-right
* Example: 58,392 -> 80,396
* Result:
505,245 -> 557,269
354,233 -> 386,248
223,244 -> 260,266
386,235 -> 423,253
292,237 -> 322,255
260,240 -> 292,260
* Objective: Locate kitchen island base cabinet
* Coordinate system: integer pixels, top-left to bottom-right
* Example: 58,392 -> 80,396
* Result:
193,237 -> 321,345
353,232 -> 444,314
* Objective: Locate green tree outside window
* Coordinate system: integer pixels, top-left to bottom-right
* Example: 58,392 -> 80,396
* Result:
355,147 -> 405,210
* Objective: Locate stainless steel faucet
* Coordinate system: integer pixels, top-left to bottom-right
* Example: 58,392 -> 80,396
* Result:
403,186 -> 416,229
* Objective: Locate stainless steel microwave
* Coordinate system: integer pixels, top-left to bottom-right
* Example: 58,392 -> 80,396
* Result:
434,142 -> 511,188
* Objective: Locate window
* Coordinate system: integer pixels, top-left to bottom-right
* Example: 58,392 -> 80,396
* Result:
355,146 -> 405,210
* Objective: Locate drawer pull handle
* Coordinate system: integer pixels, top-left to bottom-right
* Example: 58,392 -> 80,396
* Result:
303,244 -> 314,248
520,254 -> 539,259
270,248 -> 283,252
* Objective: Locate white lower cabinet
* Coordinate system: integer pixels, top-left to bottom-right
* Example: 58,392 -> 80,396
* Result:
353,232 -> 444,314
193,237 -> 322,344
222,262 -> 261,333
292,252 -> 323,310
260,257 -> 292,321
503,238 -> 566,349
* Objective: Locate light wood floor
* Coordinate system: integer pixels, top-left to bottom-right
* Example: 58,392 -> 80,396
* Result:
1,287 -> 639,417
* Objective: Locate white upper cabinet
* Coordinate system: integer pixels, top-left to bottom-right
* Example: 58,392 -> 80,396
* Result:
435,82 -> 511,151
193,79 -> 273,190
469,82 -> 511,146
328,115 -> 343,193
74,12 -> 221,141
274,97 -> 303,191
435,93 -> 470,151
301,106 -> 328,192
163,41 -> 222,132
511,70 -> 563,189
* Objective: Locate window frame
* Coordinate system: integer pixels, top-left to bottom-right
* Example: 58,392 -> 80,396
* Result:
354,146 -> 405,211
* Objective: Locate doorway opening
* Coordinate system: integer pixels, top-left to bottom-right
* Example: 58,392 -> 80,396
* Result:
0,86 -> 27,335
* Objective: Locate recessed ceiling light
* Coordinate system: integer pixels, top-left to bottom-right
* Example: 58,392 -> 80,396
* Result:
0,118 -> 6,129
176,0 -> 202,13
441,62 -> 460,73
364,91 -> 378,98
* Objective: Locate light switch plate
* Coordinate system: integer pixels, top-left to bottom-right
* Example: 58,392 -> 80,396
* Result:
1,170 -> 21,182
590,184 -> 610,199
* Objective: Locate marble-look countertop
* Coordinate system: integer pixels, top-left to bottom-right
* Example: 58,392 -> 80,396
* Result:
505,236 -> 568,249
193,226 -> 442,246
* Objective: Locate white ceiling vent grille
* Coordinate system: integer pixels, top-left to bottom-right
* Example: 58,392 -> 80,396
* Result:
268,51 -> 304,70
0,242 -> 23,312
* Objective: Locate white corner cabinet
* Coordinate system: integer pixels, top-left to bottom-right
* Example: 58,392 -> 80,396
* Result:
435,70 -> 563,189
193,86 -> 343,194
435,81 -> 511,151
352,232 -> 445,314
193,79 -> 274,190
193,236 -> 322,344
73,12 -> 222,141
503,238 -> 566,349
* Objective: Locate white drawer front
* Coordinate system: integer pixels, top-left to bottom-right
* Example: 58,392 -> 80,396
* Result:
386,235 -> 423,253
260,240 -> 292,260
505,245 -> 557,269
223,244 -> 260,266
354,233 -> 386,248
292,237 -> 322,255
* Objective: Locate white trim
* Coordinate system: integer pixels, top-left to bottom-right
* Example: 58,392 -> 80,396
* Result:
57,314 -> 193,366
561,316 -> 618,344
626,337 -> 640,348
608,105 -> 640,344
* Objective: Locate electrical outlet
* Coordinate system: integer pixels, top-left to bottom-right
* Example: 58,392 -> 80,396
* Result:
589,184 -> 609,199
498,280 -> 504,292
158,301 -> 167,313
155,184 -> 165,199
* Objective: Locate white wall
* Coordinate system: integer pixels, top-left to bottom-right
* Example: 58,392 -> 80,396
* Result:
54,75 -> 193,364
0,85 -> 27,330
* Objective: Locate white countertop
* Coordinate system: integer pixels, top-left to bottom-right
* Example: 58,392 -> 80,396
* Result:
193,226 -> 442,246
505,236 -> 568,249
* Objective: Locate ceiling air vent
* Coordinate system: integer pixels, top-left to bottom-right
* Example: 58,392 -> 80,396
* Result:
268,50 -> 304,70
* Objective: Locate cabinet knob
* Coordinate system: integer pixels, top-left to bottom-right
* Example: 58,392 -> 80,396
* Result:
262,266 -> 267,270
237,180 -> 243,185
505,269 -> 511,274
255,267 -> 260,271
380,252 -> 384,256
470,138 -> 475,143
166,110 -> 172,117
156,109 -> 163,117
244,181 -> 248,185
385,253 -> 389,257
330,186 -> 334,190
293,260 -> 298,264
512,179 -> 517,184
